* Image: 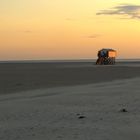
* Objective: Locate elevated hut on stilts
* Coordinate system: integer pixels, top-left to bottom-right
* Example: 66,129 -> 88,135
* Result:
96,49 -> 117,65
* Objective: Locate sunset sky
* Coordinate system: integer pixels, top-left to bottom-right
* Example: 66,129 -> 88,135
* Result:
0,0 -> 140,60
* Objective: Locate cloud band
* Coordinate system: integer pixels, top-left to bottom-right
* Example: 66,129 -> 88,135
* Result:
96,4 -> 140,19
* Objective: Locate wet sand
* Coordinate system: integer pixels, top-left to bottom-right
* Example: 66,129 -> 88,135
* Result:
0,61 -> 140,94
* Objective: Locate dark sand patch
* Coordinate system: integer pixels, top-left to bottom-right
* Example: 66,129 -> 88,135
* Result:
0,61 -> 140,94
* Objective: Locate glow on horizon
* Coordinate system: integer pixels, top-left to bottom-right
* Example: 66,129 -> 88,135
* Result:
0,0 -> 140,60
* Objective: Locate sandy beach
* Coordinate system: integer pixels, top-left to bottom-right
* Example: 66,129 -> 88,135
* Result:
0,61 -> 140,140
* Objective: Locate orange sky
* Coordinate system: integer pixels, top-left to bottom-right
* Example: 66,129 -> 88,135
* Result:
0,0 -> 140,60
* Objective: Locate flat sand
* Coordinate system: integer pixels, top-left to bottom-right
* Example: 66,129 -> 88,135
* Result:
0,61 -> 140,140
0,61 -> 140,94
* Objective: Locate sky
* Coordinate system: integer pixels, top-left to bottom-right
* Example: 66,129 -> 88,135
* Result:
0,0 -> 140,60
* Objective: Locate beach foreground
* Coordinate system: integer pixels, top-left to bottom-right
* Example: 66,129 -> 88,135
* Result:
0,61 -> 140,140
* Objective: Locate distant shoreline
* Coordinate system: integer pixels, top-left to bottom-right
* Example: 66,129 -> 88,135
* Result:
0,59 -> 140,63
